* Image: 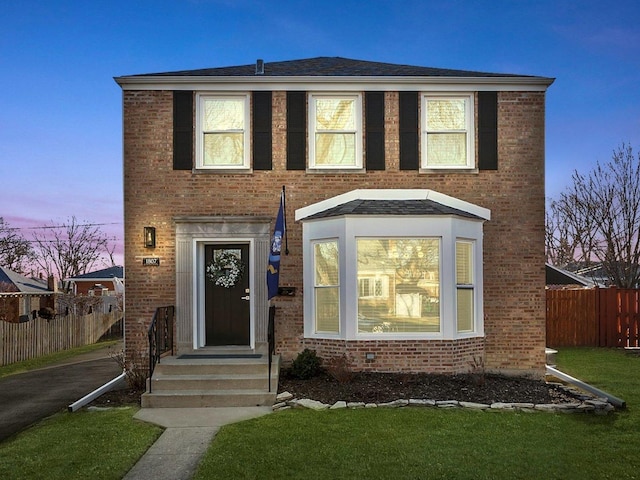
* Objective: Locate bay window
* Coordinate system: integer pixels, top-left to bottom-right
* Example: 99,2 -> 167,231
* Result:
299,189 -> 489,341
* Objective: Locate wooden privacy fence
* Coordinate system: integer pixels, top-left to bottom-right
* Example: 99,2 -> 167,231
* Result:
546,287 -> 640,348
0,310 -> 121,366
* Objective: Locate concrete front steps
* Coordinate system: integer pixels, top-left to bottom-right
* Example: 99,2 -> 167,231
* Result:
141,350 -> 280,408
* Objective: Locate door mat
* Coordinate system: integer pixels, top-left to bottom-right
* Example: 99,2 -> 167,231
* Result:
177,354 -> 262,359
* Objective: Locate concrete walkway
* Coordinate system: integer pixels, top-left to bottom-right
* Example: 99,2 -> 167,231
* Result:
123,407 -> 272,480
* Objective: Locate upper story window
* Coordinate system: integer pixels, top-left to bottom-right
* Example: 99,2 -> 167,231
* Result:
309,93 -> 363,169
196,94 -> 250,169
421,94 -> 474,169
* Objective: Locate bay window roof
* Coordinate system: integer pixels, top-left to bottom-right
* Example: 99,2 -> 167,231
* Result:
296,189 -> 490,223
302,199 -> 484,220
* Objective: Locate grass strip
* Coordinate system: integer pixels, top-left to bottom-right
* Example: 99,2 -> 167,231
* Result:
0,340 -> 119,378
0,407 -> 161,480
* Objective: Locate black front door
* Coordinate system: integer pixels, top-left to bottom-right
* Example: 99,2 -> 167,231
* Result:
204,244 -> 250,346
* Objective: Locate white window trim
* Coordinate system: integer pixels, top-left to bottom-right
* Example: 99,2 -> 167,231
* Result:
302,214 -> 485,341
356,236 -> 442,337
455,239 -> 476,333
308,93 -> 363,170
195,92 -> 251,170
420,93 -> 475,170
311,238 -> 341,335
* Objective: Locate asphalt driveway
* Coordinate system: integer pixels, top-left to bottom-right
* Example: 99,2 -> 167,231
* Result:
0,344 -> 123,442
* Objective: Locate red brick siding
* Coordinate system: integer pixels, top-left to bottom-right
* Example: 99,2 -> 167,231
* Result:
122,90 -> 546,375
301,337 -> 485,374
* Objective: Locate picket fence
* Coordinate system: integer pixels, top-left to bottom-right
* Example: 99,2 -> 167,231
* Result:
0,310 -> 121,366
546,287 -> 640,348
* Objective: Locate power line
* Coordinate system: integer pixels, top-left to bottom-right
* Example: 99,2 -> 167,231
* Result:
3,222 -> 122,231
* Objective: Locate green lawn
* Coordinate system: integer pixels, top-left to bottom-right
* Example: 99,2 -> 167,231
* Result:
0,340 -> 160,480
0,407 -> 161,480
1,347 -> 636,479
195,347 -> 640,480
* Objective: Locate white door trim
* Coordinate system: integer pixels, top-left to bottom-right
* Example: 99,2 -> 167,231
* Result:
193,238 -> 255,349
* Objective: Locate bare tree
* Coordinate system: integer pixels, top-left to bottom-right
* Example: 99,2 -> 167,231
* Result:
32,217 -> 116,280
546,144 -> 640,287
0,218 -> 35,274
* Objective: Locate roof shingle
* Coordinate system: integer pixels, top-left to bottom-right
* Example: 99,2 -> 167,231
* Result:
131,56 -> 533,79
302,199 -> 483,220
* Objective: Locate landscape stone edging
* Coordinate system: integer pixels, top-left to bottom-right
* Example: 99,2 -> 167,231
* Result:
273,383 -> 616,415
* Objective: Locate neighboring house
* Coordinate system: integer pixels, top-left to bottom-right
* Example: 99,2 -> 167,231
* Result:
0,267 -> 54,322
64,266 -> 124,296
573,262 -> 640,289
115,57 -> 553,376
545,263 -> 599,288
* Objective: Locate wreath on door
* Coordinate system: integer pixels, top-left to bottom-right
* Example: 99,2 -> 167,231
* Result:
206,250 -> 244,288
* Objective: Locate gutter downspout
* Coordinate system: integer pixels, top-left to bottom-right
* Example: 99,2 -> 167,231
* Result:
68,371 -> 127,412
546,365 -> 626,409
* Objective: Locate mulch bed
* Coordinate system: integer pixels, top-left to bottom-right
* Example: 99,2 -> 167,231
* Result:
278,370 -> 579,405
87,385 -> 144,407
88,371 -> 579,408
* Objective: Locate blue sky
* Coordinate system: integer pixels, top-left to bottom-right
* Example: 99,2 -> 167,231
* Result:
1,0 -> 639,267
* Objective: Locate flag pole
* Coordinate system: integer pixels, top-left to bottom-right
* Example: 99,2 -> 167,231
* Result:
282,185 -> 289,255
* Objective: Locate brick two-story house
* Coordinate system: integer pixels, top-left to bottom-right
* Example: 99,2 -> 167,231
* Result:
115,57 -> 553,379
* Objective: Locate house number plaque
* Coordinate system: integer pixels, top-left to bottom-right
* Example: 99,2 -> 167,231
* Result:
142,257 -> 160,266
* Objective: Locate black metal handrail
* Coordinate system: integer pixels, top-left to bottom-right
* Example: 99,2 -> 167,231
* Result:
148,306 -> 175,393
268,306 -> 276,392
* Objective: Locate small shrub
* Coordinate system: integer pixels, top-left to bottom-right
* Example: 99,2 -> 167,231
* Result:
289,349 -> 322,379
469,355 -> 486,387
325,354 -> 354,384
109,347 -> 148,391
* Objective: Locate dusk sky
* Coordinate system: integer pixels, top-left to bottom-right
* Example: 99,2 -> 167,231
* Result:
2,0 -> 639,268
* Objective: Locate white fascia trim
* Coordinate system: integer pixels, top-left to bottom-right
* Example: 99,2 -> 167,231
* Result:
114,75 -> 554,92
295,189 -> 491,222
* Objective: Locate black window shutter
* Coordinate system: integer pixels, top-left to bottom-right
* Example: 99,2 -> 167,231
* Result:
478,91 -> 498,170
365,92 -> 385,170
287,91 -> 306,170
399,91 -> 419,170
173,91 -> 193,170
253,91 -> 272,170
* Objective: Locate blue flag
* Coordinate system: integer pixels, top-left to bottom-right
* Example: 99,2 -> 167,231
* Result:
267,191 -> 286,299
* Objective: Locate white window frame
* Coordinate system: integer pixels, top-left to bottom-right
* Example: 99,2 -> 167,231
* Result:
308,93 -> 363,170
311,238 -> 341,335
302,214 -> 484,341
195,93 -> 251,170
421,93 -> 475,170
356,237 -> 441,335
455,239 -> 476,333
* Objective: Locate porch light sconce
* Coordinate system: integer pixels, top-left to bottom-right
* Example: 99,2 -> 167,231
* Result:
144,227 -> 156,248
